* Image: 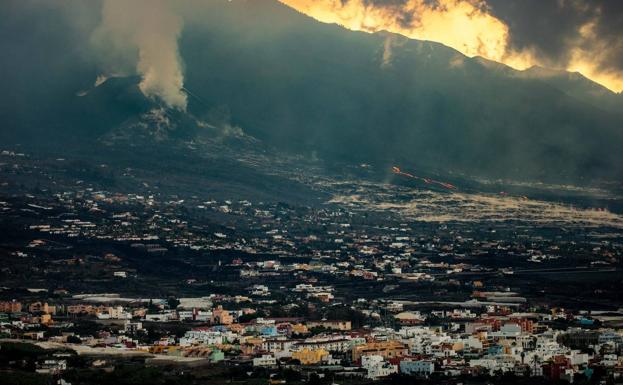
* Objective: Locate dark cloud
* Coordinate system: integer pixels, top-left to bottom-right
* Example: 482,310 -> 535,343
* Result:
485,0 -> 623,72
485,0 -> 589,66
331,0 -> 623,89
414,0 -> 618,70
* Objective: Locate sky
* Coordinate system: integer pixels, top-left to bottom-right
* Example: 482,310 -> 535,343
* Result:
279,0 -> 623,93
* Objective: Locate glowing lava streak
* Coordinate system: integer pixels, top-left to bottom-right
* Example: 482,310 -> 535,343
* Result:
392,166 -> 457,190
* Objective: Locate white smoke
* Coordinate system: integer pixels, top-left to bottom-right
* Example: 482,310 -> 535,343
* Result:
94,0 -> 187,110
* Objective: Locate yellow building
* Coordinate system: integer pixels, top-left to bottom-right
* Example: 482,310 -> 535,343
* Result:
35,314 -> 53,325
0,301 -> 22,313
149,345 -> 180,354
292,348 -> 329,365
292,323 -> 309,335
306,320 -> 351,331
211,306 -> 233,325
228,324 -> 245,333
29,302 -> 51,314
352,340 -> 408,362
67,304 -> 95,315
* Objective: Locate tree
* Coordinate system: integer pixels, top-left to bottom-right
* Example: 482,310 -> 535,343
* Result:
531,354 -> 540,377
67,335 -> 82,344
166,297 -> 180,309
308,373 -> 322,385
238,313 -> 258,324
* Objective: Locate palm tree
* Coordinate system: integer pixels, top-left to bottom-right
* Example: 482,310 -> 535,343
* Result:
531,354 -> 540,377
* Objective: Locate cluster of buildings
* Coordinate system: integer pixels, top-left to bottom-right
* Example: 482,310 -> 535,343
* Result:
2,149 -> 623,384
2,295 -> 623,383
4,167 -> 620,284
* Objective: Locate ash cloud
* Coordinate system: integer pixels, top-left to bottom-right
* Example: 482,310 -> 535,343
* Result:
93,0 -> 188,110
485,0 -> 623,83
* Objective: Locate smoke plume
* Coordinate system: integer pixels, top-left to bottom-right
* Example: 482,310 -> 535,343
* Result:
94,0 -> 187,110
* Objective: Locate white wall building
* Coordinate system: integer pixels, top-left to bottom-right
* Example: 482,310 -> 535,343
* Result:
253,354 -> 277,367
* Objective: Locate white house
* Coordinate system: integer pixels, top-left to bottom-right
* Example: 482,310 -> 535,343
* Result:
361,355 -> 398,379
253,354 -> 277,367
400,359 -> 435,376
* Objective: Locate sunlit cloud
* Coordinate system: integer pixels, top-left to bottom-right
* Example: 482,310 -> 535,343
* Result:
565,19 -> 623,93
280,0 -> 623,92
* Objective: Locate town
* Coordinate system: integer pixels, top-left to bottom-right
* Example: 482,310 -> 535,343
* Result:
3,0 -> 623,382
1,148 -> 623,385
2,291 -> 623,384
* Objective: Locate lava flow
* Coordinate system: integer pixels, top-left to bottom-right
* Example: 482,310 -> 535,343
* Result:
392,166 -> 457,190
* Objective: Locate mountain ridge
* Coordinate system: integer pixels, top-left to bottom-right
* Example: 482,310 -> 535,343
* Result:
1,0 -> 622,184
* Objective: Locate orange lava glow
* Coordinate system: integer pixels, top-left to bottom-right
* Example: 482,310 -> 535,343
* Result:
392,166 -> 457,190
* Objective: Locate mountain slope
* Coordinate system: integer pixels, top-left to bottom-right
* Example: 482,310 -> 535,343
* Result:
1,0 -> 622,184
515,66 -> 623,115
178,0 -> 623,182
